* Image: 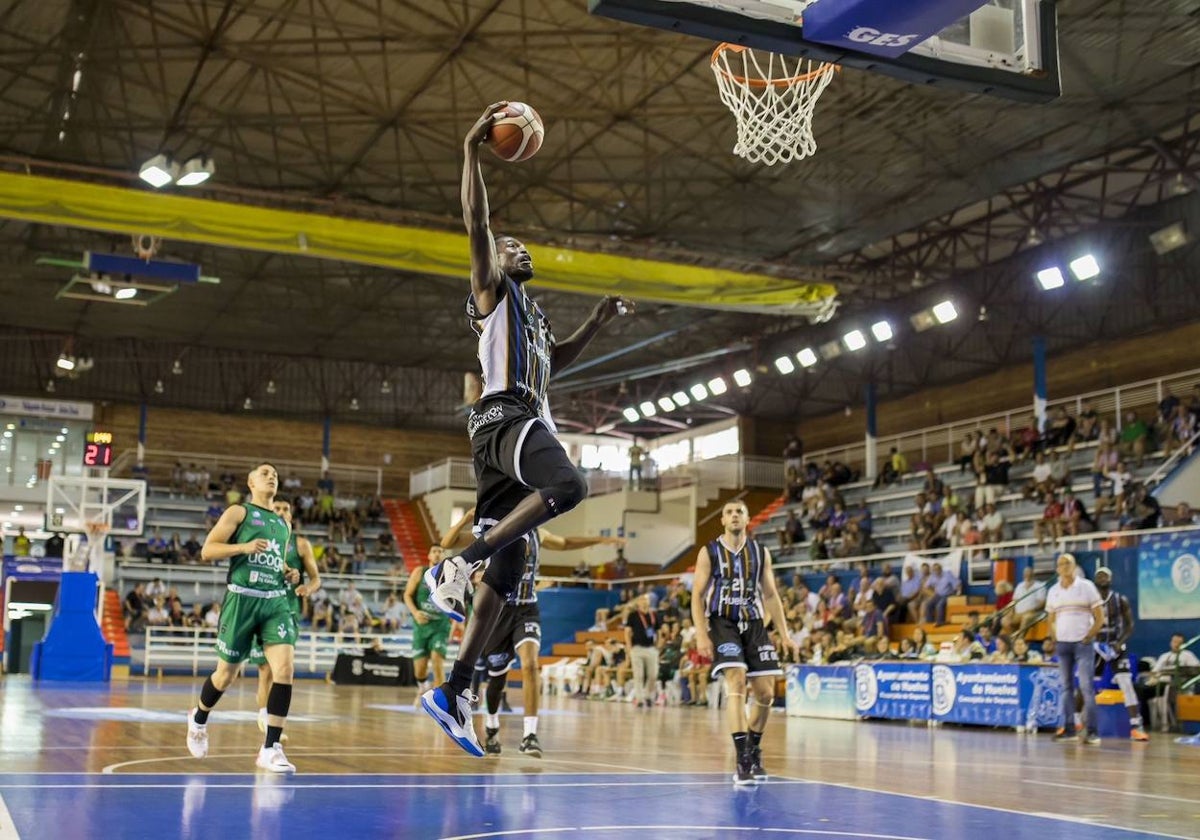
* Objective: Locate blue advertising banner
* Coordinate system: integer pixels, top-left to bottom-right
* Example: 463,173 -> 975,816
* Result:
931,663 -> 1064,728
1138,533 -> 1200,619
3,555 -> 64,582
854,661 -> 932,720
786,664 -> 857,720
802,0 -> 988,59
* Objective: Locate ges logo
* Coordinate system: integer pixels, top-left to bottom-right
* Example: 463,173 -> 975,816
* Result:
845,27 -> 920,48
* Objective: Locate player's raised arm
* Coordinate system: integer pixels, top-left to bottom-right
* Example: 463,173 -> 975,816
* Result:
552,295 -> 636,374
200,505 -> 254,562
462,101 -> 510,318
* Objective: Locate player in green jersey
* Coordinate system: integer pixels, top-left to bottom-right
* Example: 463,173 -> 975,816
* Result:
405,545 -> 456,703
185,462 -> 299,773
250,499 -> 321,740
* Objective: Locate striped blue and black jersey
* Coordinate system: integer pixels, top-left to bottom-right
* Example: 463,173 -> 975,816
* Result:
466,274 -> 556,430
703,537 -> 766,621
1098,590 -> 1128,643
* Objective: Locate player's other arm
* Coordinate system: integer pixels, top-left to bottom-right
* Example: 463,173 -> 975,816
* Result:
294,537 -> 321,597
552,295 -> 636,373
691,547 -> 713,659
403,564 -> 427,625
760,549 -> 797,659
462,102 -> 509,318
539,530 -> 625,552
441,507 -> 476,551
200,506 -> 258,562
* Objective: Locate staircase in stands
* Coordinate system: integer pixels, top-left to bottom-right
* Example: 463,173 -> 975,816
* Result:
101,589 -> 131,662
748,493 -> 786,535
383,499 -> 432,571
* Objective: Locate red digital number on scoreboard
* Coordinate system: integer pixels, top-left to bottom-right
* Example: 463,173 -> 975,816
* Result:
83,443 -> 113,467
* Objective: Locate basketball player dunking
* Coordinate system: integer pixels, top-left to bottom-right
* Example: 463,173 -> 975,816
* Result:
692,500 -> 797,785
421,101 -> 635,755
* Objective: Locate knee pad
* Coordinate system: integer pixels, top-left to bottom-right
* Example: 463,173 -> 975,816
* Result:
539,466 -> 588,516
481,541 -> 526,599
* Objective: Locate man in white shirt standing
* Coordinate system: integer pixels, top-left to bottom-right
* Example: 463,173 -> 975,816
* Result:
1045,553 -> 1104,744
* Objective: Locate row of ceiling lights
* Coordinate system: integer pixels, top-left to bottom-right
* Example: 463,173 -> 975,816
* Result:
1035,252 -> 1101,290
138,153 -> 215,189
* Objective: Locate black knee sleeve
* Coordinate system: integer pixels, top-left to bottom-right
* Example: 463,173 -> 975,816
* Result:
486,671 -> 508,714
481,541 -> 527,599
266,682 -> 293,718
538,466 -> 587,516
199,675 -> 223,710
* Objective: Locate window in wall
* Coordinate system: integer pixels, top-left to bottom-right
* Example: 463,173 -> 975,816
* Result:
580,444 -> 630,473
694,426 -> 740,460
650,440 -> 691,471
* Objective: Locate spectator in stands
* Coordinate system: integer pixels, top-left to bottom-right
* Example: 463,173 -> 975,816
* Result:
1011,566 -> 1047,635
43,532 -> 64,559
146,528 -> 169,563
911,627 -> 937,659
976,623 -> 997,654
182,463 -> 199,495
1094,460 -> 1133,525
1123,484 -> 1162,531
1167,502 -> 1198,526
1077,400 -> 1100,442
573,559 -> 592,584
1011,425 -> 1040,462
611,548 -> 629,581
145,576 -> 167,603
1012,637 -> 1038,663
146,597 -> 169,627
1024,452 -> 1055,503
956,433 -> 978,472
204,601 -> 220,628
1040,637 -> 1057,663
1045,406 -> 1077,450
923,468 -> 945,501
982,451 -> 1010,507
203,501 -> 223,530
867,636 -> 893,659
1034,494 -> 1064,549
316,488 -> 335,523
679,638 -> 712,705
380,594 -> 405,632
124,584 -> 147,631
977,503 -> 1003,543
350,539 -> 368,576
366,496 -> 383,524
994,580 -> 1014,617
1118,410 -> 1150,467
896,565 -> 922,623
1165,403 -> 1197,458
167,599 -> 187,627
310,585 -> 333,630
988,635 -> 1015,663
777,509 -> 805,551
317,471 -> 335,494
165,532 -> 184,564
197,466 -> 212,497
181,533 -> 202,564
783,434 -> 804,479
376,530 -> 396,556
923,562 -> 960,625
952,629 -> 986,661
13,527 -> 30,557
1049,450 -> 1069,491
1152,633 -> 1200,673
1061,490 -> 1090,537
1092,441 -> 1119,499
170,461 -> 184,496
866,577 -> 896,638
186,603 -> 206,628
326,545 -> 345,575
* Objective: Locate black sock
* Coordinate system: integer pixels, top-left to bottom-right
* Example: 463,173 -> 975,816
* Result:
266,725 -> 283,748
450,660 -> 476,695
486,673 -> 507,715
732,731 -> 748,757
458,538 -> 493,568
194,676 -> 223,724
749,729 -> 763,748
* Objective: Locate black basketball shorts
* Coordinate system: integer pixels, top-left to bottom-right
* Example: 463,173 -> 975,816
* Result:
708,615 -> 782,678
482,602 -> 542,677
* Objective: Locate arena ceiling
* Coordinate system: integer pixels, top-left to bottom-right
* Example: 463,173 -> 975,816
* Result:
0,0 -> 1197,436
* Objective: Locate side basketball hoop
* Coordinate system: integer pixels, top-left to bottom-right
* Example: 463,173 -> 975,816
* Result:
711,44 -> 838,166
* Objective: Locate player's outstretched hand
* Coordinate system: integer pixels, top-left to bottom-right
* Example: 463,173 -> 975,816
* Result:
243,538 -> 270,554
466,101 -> 509,148
595,295 -> 635,325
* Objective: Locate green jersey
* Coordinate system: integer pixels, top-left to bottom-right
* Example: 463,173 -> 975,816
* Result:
414,566 -> 449,623
285,534 -> 305,615
225,502 -> 291,594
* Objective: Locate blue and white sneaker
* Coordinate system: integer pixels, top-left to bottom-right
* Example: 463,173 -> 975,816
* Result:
424,556 -> 471,622
421,683 -> 485,757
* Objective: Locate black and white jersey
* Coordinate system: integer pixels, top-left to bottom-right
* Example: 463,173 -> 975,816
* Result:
467,274 -> 556,431
1098,589 -> 1128,643
473,522 -> 542,606
703,537 -> 766,622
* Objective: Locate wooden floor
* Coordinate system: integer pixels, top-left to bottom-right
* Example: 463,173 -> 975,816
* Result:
0,675 -> 1196,839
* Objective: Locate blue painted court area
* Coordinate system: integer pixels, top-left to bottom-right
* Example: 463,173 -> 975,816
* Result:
0,772 -> 1180,840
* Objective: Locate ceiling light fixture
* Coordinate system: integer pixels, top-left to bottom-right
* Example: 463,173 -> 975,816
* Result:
819,340 -> 842,360
153,380 -> 163,394
175,155 -> 215,187
639,400 -> 657,417
657,396 -> 676,412
138,153 -> 176,188
797,348 -> 818,368
932,300 -> 958,324
843,329 -> 867,352
56,354 -> 75,371
671,391 -> 691,407
266,380 -> 277,395
622,407 -> 640,423
870,321 -> 893,342
1069,254 -> 1100,281
114,287 -> 138,300
708,377 -> 728,396
172,359 -> 183,375
243,397 -> 253,410
774,356 -> 795,374
1036,266 -> 1065,290
732,369 -> 752,387
690,383 -> 709,401
380,380 -> 392,395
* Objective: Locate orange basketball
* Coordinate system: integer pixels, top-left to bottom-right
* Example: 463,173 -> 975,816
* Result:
487,102 -> 544,163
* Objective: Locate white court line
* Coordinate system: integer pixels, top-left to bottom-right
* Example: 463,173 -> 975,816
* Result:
1031,779 -> 1200,806
0,781 -> 799,790
0,793 -> 19,840
583,828 -> 931,840
537,757 -> 668,775
770,775 -> 1196,840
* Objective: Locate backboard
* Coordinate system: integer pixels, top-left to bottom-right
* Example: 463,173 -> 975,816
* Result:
589,0 -> 1060,102
46,475 -> 146,537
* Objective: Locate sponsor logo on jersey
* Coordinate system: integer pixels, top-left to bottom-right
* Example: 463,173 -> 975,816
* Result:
468,404 -> 505,438
717,642 -> 742,657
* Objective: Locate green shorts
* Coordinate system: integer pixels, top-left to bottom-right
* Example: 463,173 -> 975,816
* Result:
411,616 -> 452,659
215,590 -> 297,664
248,609 -> 301,666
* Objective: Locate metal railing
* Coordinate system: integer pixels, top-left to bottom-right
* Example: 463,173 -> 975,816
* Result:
802,366 -> 1200,471
142,626 -> 456,676
1146,429 -> 1200,488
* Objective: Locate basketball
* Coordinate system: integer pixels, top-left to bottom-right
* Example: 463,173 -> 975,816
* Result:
487,102 -> 544,162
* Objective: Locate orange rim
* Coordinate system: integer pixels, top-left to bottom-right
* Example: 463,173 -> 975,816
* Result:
711,43 -> 839,90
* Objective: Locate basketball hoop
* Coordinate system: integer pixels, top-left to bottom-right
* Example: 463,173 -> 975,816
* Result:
711,44 -> 838,166
131,233 -> 161,261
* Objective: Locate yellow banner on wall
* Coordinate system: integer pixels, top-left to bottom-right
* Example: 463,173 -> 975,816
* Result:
0,171 -> 836,312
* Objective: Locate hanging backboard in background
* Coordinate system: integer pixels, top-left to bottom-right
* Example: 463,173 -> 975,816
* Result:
46,475 -> 146,537
588,0 -> 1060,102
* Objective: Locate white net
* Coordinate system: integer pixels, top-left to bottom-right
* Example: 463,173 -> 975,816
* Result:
711,44 -> 837,166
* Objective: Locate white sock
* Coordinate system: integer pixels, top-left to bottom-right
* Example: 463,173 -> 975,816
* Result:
485,713 -> 500,729
258,706 -> 267,718
524,715 -> 538,737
